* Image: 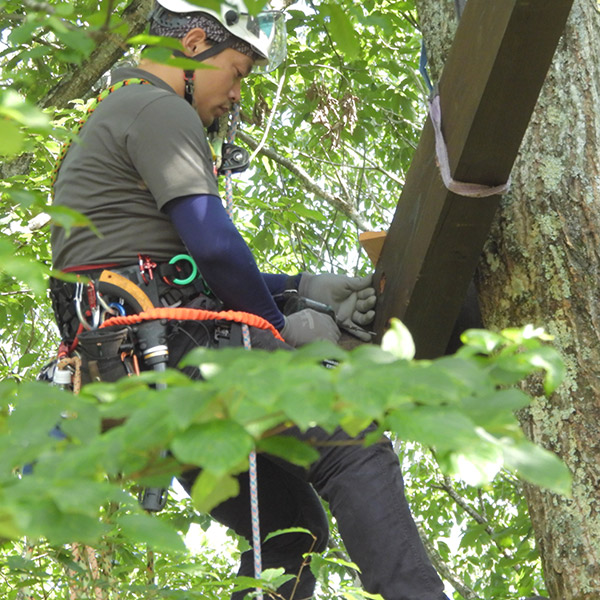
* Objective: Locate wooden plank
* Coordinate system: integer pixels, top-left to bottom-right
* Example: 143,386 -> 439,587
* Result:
373,0 -> 573,358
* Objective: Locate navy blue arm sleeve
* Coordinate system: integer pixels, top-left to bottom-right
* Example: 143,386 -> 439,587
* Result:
165,194 -> 286,330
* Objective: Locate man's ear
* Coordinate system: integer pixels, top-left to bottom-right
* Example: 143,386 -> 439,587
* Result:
181,28 -> 209,56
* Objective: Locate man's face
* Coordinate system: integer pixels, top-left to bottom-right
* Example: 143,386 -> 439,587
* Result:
192,47 -> 254,126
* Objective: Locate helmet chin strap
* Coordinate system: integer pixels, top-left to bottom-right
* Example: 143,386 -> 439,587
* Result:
176,38 -> 236,106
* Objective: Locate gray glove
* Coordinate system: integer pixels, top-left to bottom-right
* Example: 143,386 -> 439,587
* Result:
281,309 -> 341,348
299,273 -> 376,341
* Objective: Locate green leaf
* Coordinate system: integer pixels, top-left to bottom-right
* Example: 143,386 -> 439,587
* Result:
59,402 -> 101,444
141,47 -> 214,71
320,4 -> 361,60
7,22 -> 39,45
49,20 -> 95,56
171,420 -> 254,475
264,526 -> 314,543
459,328 -> 505,354
18,353 -> 38,369
0,119 -> 24,156
127,34 -> 184,51
459,388 -> 530,432
54,3 -> 74,16
116,513 -> 186,554
381,318 -> 415,360
257,435 -> 319,467
524,345 -> 565,395
502,440 -> 572,496
190,470 -> 240,513
46,205 -> 100,238
0,506 -> 23,540
385,406 -> 481,453
445,441 -> 504,487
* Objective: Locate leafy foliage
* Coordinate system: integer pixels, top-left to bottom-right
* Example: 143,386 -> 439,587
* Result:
0,323 -> 567,598
0,1 -> 569,599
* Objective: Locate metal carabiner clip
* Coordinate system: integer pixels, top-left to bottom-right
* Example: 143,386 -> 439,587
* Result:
96,290 -> 117,315
74,282 -> 93,331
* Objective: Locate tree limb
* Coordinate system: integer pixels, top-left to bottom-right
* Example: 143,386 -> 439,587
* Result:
436,476 -> 519,568
236,130 -> 371,231
41,0 -> 152,109
416,523 -> 481,600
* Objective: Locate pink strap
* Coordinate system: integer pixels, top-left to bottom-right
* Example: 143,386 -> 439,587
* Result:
430,94 -> 511,198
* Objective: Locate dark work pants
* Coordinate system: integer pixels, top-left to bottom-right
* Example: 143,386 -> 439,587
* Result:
179,425 -> 448,600
172,319 -> 449,600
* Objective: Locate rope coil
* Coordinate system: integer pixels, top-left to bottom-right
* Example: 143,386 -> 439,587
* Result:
99,306 -> 283,342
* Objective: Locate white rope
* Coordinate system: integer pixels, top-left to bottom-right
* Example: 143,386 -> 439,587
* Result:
224,103 -> 263,600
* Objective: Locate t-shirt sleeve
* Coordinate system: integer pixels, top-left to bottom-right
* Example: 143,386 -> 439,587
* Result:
125,93 -> 219,209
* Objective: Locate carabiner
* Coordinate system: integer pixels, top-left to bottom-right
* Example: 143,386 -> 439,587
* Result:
86,281 -> 101,329
138,253 -> 157,285
96,290 -> 117,315
74,282 -> 92,331
169,254 -> 198,286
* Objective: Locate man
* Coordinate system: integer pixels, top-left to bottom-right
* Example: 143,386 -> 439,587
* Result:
49,1 -> 449,599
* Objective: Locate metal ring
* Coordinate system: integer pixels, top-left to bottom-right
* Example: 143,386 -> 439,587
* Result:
169,254 -> 198,286
108,302 -> 127,316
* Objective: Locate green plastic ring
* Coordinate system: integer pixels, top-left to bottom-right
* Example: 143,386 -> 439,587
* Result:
169,254 -> 198,286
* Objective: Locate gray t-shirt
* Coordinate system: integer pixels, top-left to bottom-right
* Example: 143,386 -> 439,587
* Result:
51,67 -> 219,270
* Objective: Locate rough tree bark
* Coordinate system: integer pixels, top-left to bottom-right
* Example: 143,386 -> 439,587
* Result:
416,0 -> 600,598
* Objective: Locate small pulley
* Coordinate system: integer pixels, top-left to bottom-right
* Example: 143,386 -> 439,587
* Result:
218,142 -> 250,175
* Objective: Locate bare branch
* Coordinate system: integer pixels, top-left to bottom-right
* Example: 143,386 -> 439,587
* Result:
237,130 -> 371,231
0,290 -> 34,297
249,68 -> 287,163
416,523 -> 482,600
436,476 -> 520,569
21,0 -> 57,13
439,476 -> 494,533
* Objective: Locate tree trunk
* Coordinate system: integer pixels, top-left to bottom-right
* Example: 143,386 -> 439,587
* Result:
416,1 -> 600,598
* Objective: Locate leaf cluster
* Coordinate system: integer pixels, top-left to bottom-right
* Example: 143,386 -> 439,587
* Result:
0,325 -> 569,547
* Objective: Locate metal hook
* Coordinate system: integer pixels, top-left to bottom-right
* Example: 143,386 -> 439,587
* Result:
74,282 -> 92,331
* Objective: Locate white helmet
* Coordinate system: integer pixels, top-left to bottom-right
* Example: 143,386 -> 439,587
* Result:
154,0 -> 287,72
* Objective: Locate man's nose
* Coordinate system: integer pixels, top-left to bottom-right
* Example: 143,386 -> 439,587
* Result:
229,81 -> 241,103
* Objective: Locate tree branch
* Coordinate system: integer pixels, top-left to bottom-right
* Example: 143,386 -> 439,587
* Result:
416,523 -> 481,600
436,476 -> 520,568
0,1 -> 152,180
41,0 -> 152,109
236,130 -> 371,231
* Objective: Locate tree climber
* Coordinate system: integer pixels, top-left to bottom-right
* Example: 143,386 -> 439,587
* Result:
49,1 -> 450,598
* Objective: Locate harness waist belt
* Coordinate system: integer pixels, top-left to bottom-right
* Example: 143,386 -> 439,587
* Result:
49,262 -> 218,343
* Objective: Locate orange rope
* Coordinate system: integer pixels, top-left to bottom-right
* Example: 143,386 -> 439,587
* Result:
99,307 -> 285,342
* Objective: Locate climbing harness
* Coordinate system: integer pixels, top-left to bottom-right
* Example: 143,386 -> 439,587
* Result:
168,254 -> 198,286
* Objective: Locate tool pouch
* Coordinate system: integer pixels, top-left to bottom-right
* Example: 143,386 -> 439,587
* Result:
77,327 -> 131,385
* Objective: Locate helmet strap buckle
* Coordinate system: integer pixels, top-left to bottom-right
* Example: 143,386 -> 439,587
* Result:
183,70 -> 195,105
